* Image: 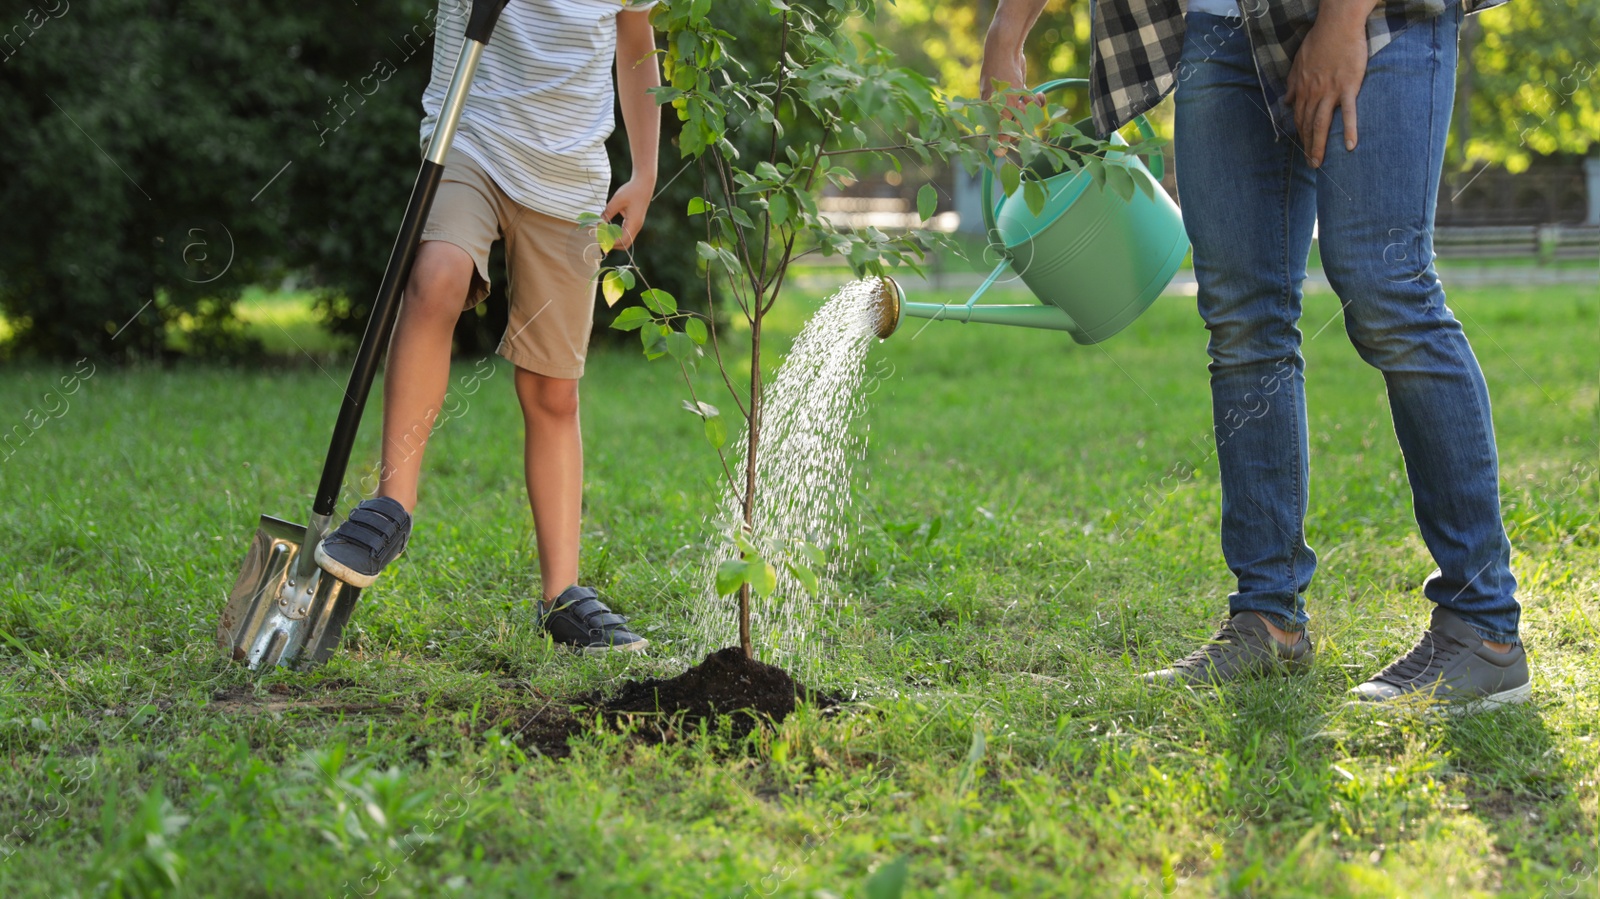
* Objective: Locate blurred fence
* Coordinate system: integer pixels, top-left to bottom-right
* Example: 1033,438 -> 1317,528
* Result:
1435,224 -> 1600,262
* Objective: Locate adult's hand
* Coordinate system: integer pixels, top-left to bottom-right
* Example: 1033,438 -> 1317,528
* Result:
1284,0 -> 1380,168
979,0 -> 1051,104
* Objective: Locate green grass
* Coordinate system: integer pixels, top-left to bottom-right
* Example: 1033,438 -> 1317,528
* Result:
0,283 -> 1595,897
231,286 -> 351,358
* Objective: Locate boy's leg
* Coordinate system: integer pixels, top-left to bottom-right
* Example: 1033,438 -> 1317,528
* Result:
500,205 -> 645,652
379,240 -> 478,511
316,151 -> 499,588
513,369 -> 582,603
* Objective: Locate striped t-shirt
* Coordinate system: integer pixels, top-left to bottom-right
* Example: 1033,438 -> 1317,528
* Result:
419,0 -> 655,224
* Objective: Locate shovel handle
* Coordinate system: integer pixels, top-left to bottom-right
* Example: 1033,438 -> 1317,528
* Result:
466,0 -> 510,43
312,0 -> 509,518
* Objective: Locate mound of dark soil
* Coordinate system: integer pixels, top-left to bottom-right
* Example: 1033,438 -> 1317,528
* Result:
605,647 -> 806,720
503,648 -> 832,757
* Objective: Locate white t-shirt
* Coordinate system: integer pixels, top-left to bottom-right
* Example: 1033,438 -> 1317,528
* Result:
1187,0 -> 1240,17
419,0 -> 655,223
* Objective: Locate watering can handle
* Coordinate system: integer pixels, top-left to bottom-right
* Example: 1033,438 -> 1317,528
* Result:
980,78 -> 1163,245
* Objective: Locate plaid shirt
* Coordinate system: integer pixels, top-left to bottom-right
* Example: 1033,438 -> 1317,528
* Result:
1087,0 -> 1510,139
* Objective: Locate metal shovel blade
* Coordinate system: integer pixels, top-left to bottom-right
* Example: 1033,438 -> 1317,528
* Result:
217,514 -> 361,670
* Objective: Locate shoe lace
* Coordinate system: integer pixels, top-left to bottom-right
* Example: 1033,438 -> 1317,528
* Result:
1170,620 -> 1241,670
1375,628 -> 1470,685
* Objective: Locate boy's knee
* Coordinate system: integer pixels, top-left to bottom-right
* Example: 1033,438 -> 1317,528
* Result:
516,371 -> 579,419
404,241 -> 475,318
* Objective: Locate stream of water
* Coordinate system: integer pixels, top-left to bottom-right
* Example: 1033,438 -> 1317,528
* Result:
681,279 -> 889,676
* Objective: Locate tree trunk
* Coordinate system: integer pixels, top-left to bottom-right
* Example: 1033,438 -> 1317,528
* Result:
738,292 -> 764,660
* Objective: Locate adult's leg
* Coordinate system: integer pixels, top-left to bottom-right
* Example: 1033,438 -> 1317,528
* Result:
1175,11 -> 1320,633
1313,5 -> 1519,644
377,240 -> 476,512
514,370 -> 582,603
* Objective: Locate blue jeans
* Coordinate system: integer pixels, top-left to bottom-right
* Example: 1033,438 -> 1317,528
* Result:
1173,6 -> 1521,643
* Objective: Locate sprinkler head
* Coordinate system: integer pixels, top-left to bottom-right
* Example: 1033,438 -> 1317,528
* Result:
871,276 -> 902,339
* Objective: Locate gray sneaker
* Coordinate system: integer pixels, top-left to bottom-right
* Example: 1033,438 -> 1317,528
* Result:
1142,613 -> 1314,687
1348,607 -> 1531,715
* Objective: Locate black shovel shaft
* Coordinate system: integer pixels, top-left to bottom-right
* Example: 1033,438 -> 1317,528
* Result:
311,0 -> 509,518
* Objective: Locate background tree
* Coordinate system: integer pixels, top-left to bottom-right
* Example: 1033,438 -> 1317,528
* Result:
0,0 -> 443,360
0,0 -> 821,361
1456,0 -> 1599,172
873,0 -> 1091,101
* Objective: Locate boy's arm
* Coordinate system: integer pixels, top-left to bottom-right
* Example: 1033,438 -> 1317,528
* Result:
600,8 -> 661,251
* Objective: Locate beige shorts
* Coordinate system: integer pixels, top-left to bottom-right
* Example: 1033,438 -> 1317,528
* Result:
420,149 -> 603,379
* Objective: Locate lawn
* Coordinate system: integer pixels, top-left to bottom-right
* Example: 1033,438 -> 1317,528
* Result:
0,282 -> 1595,897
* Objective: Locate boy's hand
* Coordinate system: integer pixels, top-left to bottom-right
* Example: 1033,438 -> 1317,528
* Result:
599,178 -> 653,251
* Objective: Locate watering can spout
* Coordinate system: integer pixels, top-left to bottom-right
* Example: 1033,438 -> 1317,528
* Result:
871,275 -> 1082,340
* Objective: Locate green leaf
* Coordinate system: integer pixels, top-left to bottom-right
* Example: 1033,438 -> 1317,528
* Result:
686,196 -> 710,215
640,288 -> 677,315
601,270 -> 625,307
785,561 -> 819,597
715,559 -> 747,596
747,560 -> 778,597
665,330 -> 695,362
797,540 -> 825,568
1104,163 -> 1136,202
684,316 -> 708,345
703,410 -> 727,449
1023,177 -> 1048,217
641,323 -> 669,360
999,161 -> 1021,197
729,206 -> 756,229
768,192 -> 791,228
1088,160 -> 1108,192
695,241 -> 719,261
597,222 -> 624,254
733,530 -> 758,557
916,183 -> 937,222
1136,168 -> 1159,200
609,306 -> 654,332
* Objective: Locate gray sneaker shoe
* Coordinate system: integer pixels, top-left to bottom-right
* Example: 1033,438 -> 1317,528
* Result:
1142,613 -> 1314,687
1348,607 -> 1531,715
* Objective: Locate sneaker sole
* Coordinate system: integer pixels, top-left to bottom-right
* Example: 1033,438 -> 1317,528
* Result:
1451,679 -> 1533,716
577,638 -> 649,656
1141,657 -> 1315,688
313,544 -> 380,589
1343,679 -> 1533,717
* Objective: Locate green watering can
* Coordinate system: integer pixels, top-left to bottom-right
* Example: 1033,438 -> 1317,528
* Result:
873,79 -> 1189,344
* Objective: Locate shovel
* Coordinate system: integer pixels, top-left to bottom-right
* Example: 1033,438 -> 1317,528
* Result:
217,0 -> 509,670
